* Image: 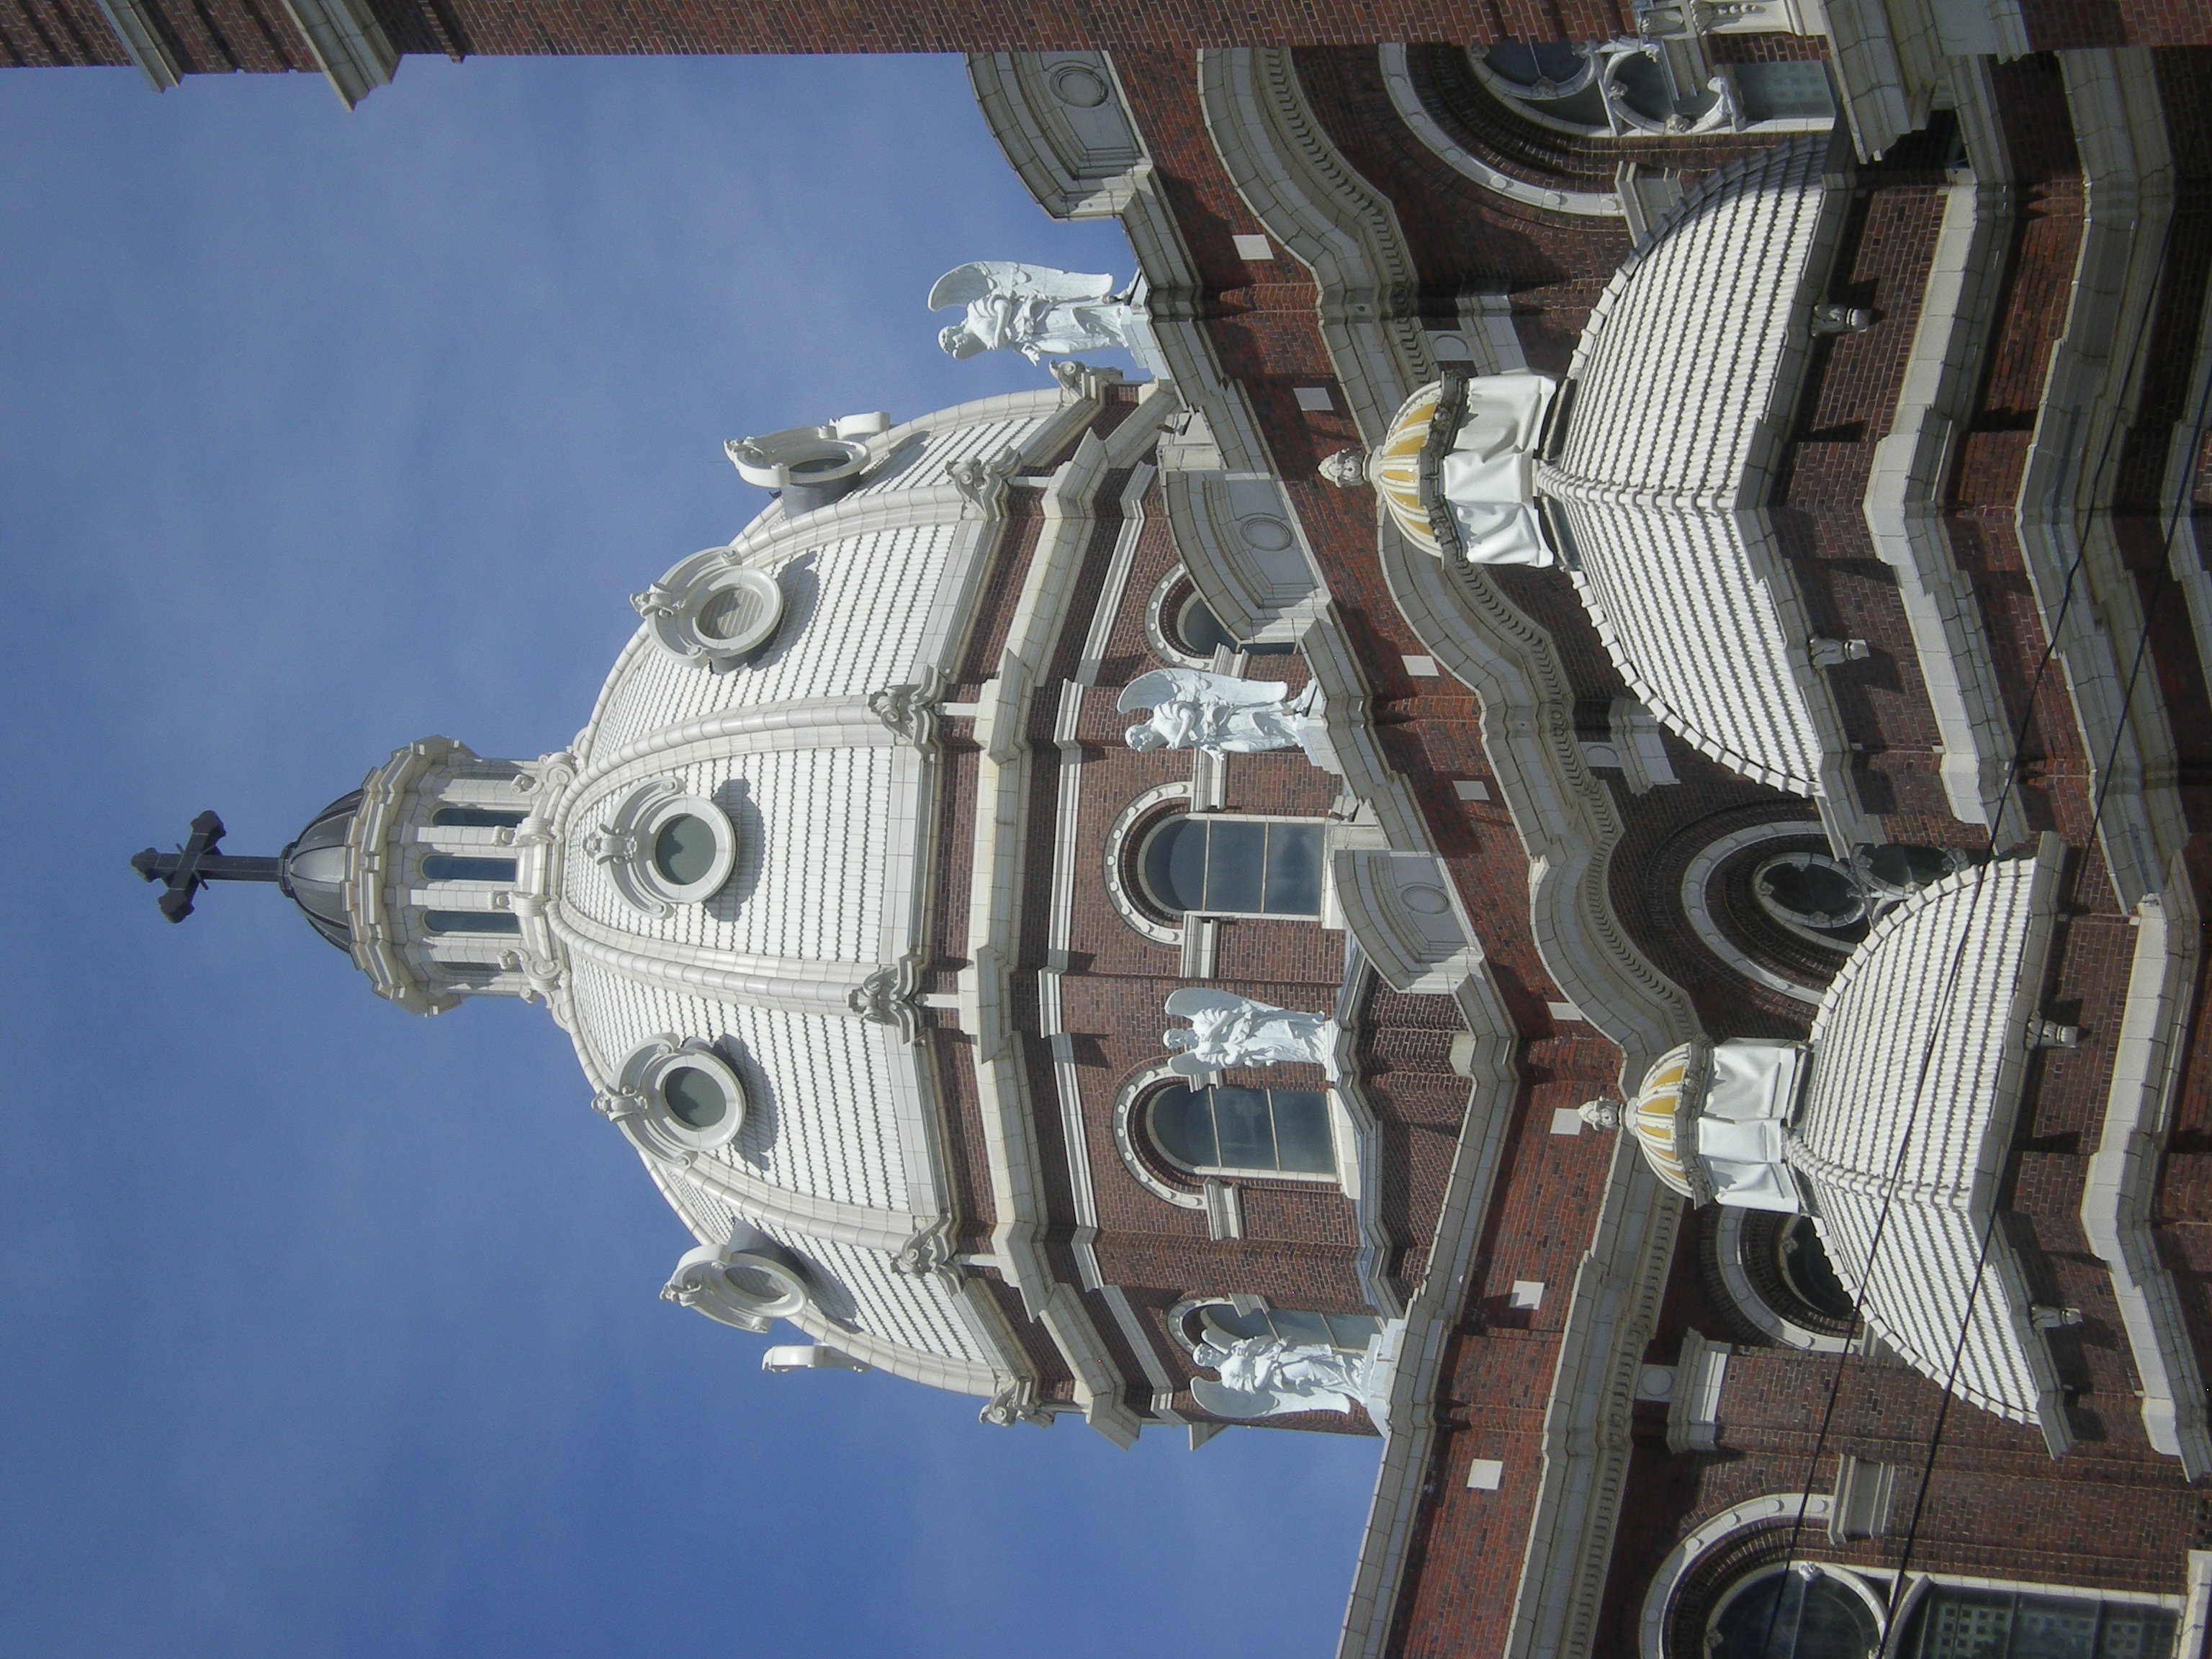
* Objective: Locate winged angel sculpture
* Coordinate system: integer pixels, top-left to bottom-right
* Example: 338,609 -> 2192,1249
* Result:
929,261 -> 1141,364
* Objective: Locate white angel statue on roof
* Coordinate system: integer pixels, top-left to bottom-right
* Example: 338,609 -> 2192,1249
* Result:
1162,988 -> 1339,1079
929,261 -> 1138,364
1117,667 -> 1323,758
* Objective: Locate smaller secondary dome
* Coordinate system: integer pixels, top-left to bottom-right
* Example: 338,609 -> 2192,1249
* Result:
1372,381 -> 1449,557
280,789 -> 361,951
1627,1040 -> 1708,1202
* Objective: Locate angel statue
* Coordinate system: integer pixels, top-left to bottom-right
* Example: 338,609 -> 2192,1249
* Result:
1117,667 -> 1323,760
1190,1323 -> 1403,1429
1162,988 -> 1339,1079
930,262 -> 1139,364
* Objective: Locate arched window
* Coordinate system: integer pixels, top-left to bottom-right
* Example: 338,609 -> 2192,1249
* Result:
1174,592 -> 1293,658
423,911 -> 521,935
1894,1588 -> 2175,1659
430,806 -> 526,829
1140,814 -> 1323,919
1148,1082 -> 1335,1177
421,855 -> 518,884
1708,1570 -> 1881,1659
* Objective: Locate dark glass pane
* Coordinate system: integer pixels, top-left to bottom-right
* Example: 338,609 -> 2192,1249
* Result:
1203,821 -> 1267,914
1715,1573 -> 1881,1659
1779,1218 -> 1858,1322
1200,1305 -> 1274,1344
1267,1310 -> 1334,1348
1141,817 -> 1210,914
1148,1085 -> 1217,1169
1905,1589 -> 2014,1659
431,807 -> 526,828
1262,824 -> 1324,915
2096,1607 -> 2177,1659
2008,1596 -> 2101,1659
422,855 -> 517,884
1271,1090 -> 1336,1173
1211,1086 -> 1275,1169
652,814 -> 720,886
1177,593 -> 1240,657
1322,1313 -> 1382,1349
423,911 -> 521,935
660,1066 -> 727,1130
1736,59 -> 1835,121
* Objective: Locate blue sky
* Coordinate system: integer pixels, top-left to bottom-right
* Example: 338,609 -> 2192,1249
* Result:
0,55 -> 1379,1659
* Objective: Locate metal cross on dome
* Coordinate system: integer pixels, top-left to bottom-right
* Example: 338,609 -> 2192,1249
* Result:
130,811 -> 282,922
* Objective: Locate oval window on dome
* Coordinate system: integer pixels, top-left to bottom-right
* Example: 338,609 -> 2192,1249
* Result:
652,816 -> 720,888
660,1064 -> 729,1130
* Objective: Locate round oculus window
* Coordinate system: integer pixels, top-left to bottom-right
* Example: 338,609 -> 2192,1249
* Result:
660,1064 -> 729,1130
652,815 -> 721,889
1709,1570 -> 1881,1659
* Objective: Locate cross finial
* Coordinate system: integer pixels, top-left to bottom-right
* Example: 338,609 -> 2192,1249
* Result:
130,811 -> 283,923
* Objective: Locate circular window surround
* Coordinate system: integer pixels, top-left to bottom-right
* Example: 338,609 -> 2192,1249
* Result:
1103,783 -> 1191,945
583,778 -> 737,918
631,547 -> 788,670
724,425 -> 873,492
1145,569 -> 1220,669
1710,1205 -> 1851,1354
1111,1064 -> 1208,1209
594,1035 -> 749,1163
1047,60 -> 1112,108
1637,1493 -> 1843,1659
1680,819 -> 1833,1007
661,1242 -> 812,1334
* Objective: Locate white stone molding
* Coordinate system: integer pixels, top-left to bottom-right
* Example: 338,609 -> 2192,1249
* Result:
554,909 -> 902,1022
956,428 -> 1144,1448
1679,819 -> 1830,1006
2182,1551 -> 2212,1659
593,1036 -> 750,1163
2082,863 -> 2212,1478
661,1243 -> 811,1333
1331,951 -> 1408,1318
1161,468 -> 1331,648
1375,46 -> 1624,219
278,0 -> 396,109
1382,524 -> 1701,1081
1502,1135 -> 1685,1659
1197,47 -> 1434,448
2015,52 -> 2189,911
565,700 -> 903,803
724,421 -> 875,493
1110,1064 -> 1209,1212
1635,1492 -> 1835,1659
1862,138 -> 2023,840
1664,1328 -> 1732,1453
580,778 -> 737,918
91,0 -> 181,89
1336,968 -> 1522,1659
631,554 -> 786,670
966,53 -> 1150,220
1329,849 -> 1485,994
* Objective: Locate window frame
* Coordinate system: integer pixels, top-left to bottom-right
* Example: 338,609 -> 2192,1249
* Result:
1143,1079 -> 1341,1184
1134,810 -> 1328,922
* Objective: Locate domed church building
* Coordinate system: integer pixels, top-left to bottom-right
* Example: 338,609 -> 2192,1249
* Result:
100,9 -> 2212,1659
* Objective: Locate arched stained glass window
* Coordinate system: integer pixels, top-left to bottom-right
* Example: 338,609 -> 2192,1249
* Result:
422,855 -> 518,884
1140,816 -> 1323,918
1148,1083 -> 1335,1177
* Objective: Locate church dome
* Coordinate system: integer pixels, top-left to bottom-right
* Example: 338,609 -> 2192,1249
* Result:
279,789 -> 362,950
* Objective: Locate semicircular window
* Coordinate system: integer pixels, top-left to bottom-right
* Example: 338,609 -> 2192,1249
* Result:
1711,1570 -> 1880,1659
1140,816 -> 1323,919
1778,1217 -> 1856,1325
651,814 -> 721,889
1148,1083 -> 1335,1178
